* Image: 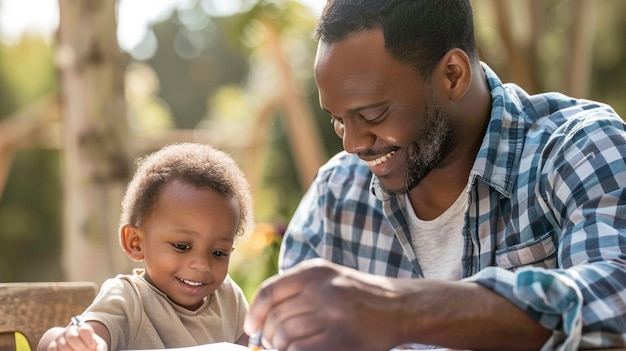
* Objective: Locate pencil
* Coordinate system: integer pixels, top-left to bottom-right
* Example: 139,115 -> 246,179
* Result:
248,331 -> 262,351
70,316 -> 84,327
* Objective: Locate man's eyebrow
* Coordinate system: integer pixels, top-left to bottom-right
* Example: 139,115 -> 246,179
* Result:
322,101 -> 388,115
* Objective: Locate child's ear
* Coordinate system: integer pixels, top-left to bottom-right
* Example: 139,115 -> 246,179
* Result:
120,224 -> 144,262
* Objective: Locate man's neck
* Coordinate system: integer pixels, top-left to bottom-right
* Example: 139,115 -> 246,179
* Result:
407,157 -> 473,221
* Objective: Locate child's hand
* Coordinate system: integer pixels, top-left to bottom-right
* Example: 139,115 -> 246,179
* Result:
47,323 -> 107,351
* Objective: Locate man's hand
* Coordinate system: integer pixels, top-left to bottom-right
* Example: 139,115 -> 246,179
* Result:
244,258 -> 551,351
244,258 -> 404,351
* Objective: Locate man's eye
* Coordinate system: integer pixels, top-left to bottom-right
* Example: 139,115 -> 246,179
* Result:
330,117 -> 344,125
362,109 -> 388,122
172,243 -> 190,251
330,117 -> 345,139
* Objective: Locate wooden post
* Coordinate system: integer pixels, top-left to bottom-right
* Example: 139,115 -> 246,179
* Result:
566,0 -> 597,98
56,0 -> 136,284
263,22 -> 326,189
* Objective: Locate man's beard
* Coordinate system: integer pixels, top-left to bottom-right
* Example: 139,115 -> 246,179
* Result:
384,98 -> 456,195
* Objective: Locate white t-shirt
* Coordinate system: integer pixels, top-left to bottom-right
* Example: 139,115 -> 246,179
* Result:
81,269 -> 248,351
405,189 -> 468,280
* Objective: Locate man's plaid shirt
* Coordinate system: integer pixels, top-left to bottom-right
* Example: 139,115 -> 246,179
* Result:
279,64 -> 626,350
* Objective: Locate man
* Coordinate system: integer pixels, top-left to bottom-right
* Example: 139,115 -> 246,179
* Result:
244,1 -> 626,350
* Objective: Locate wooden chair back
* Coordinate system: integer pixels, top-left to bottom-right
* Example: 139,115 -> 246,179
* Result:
0,282 -> 97,351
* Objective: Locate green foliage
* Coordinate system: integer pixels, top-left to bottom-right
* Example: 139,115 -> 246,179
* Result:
143,13 -> 250,129
223,0 -> 317,51
0,150 -> 62,282
229,227 -> 282,301
591,1 -> 626,116
0,35 -> 59,283
0,47 -> 17,118
0,36 -> 55,113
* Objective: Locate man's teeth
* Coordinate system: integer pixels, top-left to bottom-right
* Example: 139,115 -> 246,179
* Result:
368,151 -> 395,167
181,278 -> 202,286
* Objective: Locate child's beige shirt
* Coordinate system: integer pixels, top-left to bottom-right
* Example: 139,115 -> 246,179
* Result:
81,269 -> 248,351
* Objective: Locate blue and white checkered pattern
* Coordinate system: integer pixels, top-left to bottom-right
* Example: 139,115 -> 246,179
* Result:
278,63 -> 626,350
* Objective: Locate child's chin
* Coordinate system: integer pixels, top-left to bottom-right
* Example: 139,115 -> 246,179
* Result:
177,299 -> 205,311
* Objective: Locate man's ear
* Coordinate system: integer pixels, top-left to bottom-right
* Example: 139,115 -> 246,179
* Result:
120,224 -> 144,262
439,48 -> 472,101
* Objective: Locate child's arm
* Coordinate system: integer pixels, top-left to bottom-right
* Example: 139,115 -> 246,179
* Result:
37,321 -> 110,351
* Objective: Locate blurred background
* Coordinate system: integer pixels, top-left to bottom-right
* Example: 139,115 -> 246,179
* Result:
0,0 -> 624,301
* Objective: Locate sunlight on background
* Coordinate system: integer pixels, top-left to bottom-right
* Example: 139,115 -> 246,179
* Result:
0,0 -> 59,44
0,0 -> 323,49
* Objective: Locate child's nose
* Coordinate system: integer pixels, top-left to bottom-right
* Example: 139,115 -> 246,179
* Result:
189,255 -> 211,272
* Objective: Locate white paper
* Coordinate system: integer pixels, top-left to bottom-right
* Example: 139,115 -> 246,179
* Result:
121,342 -> 276,351
122,342 -> 449,351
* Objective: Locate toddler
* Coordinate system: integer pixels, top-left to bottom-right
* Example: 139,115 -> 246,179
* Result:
39,143 -> 254,351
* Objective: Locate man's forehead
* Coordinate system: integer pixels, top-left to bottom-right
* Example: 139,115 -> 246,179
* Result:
314,30 -> 387,75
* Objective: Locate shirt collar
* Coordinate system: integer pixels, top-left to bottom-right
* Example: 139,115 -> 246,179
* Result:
470,63 -> 525,197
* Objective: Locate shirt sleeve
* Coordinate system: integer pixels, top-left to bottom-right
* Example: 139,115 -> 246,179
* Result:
80,276 -> 144,351
230,277 -> 250,341
278,171 -> 326,272
469,113 -> 626,350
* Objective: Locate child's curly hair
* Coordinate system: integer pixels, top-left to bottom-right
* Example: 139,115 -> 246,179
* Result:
120,143 -> 254,238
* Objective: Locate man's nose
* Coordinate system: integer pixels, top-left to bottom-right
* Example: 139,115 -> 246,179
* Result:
341,119 -> 375,154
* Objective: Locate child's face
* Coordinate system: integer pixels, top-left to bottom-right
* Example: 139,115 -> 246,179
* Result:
130,180 -> 240,311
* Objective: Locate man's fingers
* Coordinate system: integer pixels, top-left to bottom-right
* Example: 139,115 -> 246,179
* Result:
244,258 -> 335,334
244,271 -> 304,333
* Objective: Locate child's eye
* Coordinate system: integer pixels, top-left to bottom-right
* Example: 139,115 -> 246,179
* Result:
212,250 -> 229,258
172,243 -> 190,251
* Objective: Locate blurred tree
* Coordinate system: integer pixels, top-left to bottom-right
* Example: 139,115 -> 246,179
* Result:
475,0 -> 625,116
481,0 -> 581,93
217,0 -> 328,190
589,0 -> 626,116
473,0 -> 626,117
56,0 -> 135,283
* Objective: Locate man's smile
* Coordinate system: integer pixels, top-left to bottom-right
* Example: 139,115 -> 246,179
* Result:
367,150 -> 396,167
